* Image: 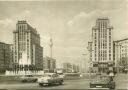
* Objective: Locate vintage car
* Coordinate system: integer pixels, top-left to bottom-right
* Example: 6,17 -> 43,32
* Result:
20,75 -> 38,82
90,75 -> 115,89
58,73 -> 65,79
37,73 -> 64,86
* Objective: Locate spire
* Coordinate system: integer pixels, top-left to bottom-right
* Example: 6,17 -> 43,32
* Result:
49,37 -> 53,48
49,37 -> 53,58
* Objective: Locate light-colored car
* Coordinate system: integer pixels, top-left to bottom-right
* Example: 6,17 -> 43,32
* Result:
58,73 -> 65,79
20,75 -> 38,82
90,75 -> 115,89
37,73 -> 64,86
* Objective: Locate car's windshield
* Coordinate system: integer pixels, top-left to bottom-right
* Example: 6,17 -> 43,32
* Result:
24,75 -> 33,77
42,74 -> 51,77
91,75 -> 109,82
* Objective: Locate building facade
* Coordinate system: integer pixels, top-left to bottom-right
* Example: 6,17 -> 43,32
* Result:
63,63 -> 72,73
91,18 -> 114,73
13,21 -> 43,73
72,64 -> 79,73
62,63 -> 79,73
87,42 -> 93,67
0,42 -> 12,73
43,57 -> 51,71
114,38 -> 128,67
43,56 -> 56,73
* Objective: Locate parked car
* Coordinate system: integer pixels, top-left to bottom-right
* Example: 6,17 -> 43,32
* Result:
20,75 -> 38,82
37,73 -> 64,86
58,73 -> 65,79
90,75 -> 115,89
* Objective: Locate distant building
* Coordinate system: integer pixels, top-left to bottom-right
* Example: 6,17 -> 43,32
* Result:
62,63 -> 79,73
87,42 -> 93,67
72,64 -> 79,73
114,38 -> 128,67
0,42 -> 12,73
43,57 -> 51,70
90,18 -> 114,73
43,56 -> 56,73
9,20 -> 43,75
50,58 -> 56,71
63,63 -> 72,73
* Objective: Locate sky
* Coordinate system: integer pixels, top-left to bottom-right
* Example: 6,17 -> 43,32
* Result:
0,0 -> 128,68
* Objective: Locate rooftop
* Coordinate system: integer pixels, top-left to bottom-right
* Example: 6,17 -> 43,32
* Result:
114,38 -> 128,42
17,20 -> 27,24
97,17 -> 109,20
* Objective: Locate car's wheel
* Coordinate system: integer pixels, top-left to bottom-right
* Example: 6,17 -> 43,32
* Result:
47,83 -> 51,86
22,79 -> 27,82
109,85 -> 115,89
39,83 -> 43,86
109,82 -> 115,89
90,84 -> 93,88
33,79 -> 37,82
59,81 -> 63,85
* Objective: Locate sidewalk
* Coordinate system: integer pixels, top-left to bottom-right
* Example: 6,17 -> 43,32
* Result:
115,73 -> 128,81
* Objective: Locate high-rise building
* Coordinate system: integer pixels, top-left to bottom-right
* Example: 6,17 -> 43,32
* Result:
13,21 -> 43,71
62,63 -> 79,73
50,58 -> 56,70
43,56 -> 56,73
72,64 -> 79,73
87,42 -> 93,67
91,18 -> 114,73
0,42 -> 12,73
43,56 -> 51,72
114,38 -> 128,67
63,62 -> 72,73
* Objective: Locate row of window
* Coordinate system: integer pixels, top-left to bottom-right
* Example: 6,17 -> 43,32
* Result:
17,25 -> 27,31
97,21 -> 108,28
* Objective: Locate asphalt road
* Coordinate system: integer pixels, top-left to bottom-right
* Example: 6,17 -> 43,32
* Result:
114,74 -> 128,89
0,74 -> 128,90
0,79 -> 90,89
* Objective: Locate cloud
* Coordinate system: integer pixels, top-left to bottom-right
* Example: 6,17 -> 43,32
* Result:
24,10 -> 31,14
67,7 -> 127,41
13,10 -> 32,21
0,10 -> 32,43
0,1 -> 126,68
0,18 -> 15,43
0,18 -> 14,27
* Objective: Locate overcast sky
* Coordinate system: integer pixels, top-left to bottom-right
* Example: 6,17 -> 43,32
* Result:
0,0 -> 128,67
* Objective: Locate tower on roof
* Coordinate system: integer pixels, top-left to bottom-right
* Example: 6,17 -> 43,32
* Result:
49,37 -> 53,58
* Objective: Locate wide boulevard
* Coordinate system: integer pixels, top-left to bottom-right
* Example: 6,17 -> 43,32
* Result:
0,74 -> 128,89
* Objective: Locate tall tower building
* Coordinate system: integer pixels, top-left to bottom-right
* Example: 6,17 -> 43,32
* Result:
49,38 -> 53,58
49,38 -> 56,72
13,21 -> 43,72
114,38 -> 128,67
91,18 -> 113,73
